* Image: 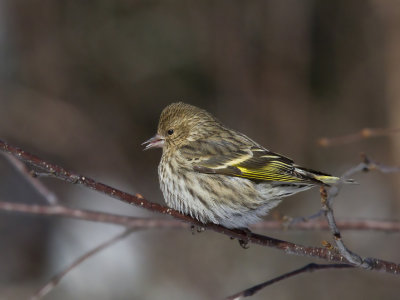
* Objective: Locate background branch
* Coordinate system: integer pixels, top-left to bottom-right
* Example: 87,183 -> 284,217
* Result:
2,153 -> 58,204
317,127 -> 400,147
225,263 -> 353,300
1,200 -> 400,232
289,153 -> 400,226
30,228 -> 135,300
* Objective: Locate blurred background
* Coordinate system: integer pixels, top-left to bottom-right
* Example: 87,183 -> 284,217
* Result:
0,1 -> 399,299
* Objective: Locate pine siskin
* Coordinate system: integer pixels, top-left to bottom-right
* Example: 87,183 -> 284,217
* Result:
143,102 -> 342,229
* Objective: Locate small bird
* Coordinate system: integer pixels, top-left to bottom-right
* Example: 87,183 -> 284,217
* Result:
143,102 -> 342,229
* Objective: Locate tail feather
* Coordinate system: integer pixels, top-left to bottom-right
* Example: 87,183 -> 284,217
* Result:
296,166 -> 356,186
313,175 -> 340,185
314,174 -> 357,185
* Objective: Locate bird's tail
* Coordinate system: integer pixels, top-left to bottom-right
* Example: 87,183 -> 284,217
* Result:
313,175 -> 356,185
297,167 -> 356,186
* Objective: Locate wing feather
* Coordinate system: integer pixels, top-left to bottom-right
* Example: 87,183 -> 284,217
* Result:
180,139 -> 322,184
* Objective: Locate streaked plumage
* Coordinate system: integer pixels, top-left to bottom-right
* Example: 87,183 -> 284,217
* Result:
144,102 -> 341,229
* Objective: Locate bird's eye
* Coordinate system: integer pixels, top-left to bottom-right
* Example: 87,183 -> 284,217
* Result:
167,129 -> 174,135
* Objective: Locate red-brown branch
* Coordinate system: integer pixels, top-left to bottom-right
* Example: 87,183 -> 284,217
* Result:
0,139 -> 399,275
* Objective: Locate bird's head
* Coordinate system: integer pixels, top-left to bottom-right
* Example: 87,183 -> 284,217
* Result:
143,102 -> 221,151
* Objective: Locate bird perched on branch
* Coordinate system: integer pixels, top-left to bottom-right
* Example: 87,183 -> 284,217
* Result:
143,102 -> 343,229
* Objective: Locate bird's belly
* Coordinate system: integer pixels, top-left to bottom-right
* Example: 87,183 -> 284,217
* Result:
158,160 -> 284,228
158,164 -> 218,224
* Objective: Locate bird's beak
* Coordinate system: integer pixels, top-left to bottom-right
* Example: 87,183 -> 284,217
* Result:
142,134 -> 165,150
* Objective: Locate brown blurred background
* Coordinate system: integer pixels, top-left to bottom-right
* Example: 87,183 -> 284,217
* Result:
0,1 -> 399,299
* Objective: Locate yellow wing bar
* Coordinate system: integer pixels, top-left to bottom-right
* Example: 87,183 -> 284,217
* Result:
234,161 -> 301,183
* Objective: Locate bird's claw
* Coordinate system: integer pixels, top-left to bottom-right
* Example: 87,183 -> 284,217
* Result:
238,239 -> 249,249
190,225 -> 206,235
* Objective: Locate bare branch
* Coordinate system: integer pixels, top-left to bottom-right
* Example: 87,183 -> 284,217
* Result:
321,187 -> 370,268
2,153 -> 58,204
253,219 -> 400,232
317,127 -> 400,147
318,153 -> 400,270
360,153 -> 400,174
0,201 -> 187,229
30,228 -> 135,300
0,139 -> 399,275
1,200 -> 400,232
315,152 -> 400,269
224,263 -> 353,300
289,154 -> 400,226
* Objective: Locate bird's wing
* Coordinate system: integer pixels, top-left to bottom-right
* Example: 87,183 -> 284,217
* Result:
179,140 -> 323,184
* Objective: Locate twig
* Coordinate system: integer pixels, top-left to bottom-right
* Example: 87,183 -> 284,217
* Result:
30,228 -> 135,300
0,139 -> 399,274
225,263 -> 353,300
0,201 -> 188,229
320,187 -> 370,268
316,153 -> 397,269
360,153 -> 400,174
232,152 -> 399,299
254,218 -> 400,232
317,127 -> 400,147
2,153 -> 58,204
1,201 -> 400,232
289,154 -> 400,226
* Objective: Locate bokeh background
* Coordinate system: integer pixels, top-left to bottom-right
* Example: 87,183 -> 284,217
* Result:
0,1 -> 399,299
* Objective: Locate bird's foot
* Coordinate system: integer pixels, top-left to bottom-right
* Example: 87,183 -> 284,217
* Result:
190,225 -> 206,235
238,239 -> 249,249
237,227 -> 252,249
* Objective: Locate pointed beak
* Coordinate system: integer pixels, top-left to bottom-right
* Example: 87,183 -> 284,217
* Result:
142,134 -> 165,150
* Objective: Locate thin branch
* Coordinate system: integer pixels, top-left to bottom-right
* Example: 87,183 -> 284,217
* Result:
361,153 -> 400,174
321,187 -> 369,268
0,201 -> 187,229
2,153 -> 58,204
30,228 -> 135,300
230,151 -> 399,299
289,154 -> 400,226
1,201 -> 400,232
254,218 -> 400,232
316,153 -> 398,269
224,263 -> 353,300
317,127 -> 400,147
0,139 -> 399,274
